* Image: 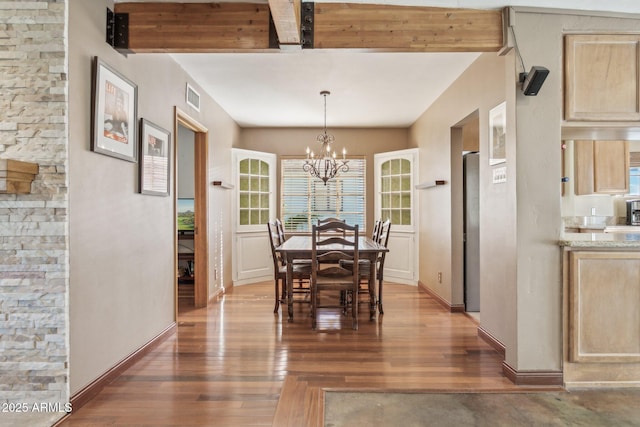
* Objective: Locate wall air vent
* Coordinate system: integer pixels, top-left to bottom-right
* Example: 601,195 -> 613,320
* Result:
186,83 -> 200,112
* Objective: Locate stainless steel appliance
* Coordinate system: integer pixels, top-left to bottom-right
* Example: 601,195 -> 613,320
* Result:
463,152 -> 480,312
627,200 -> 640,225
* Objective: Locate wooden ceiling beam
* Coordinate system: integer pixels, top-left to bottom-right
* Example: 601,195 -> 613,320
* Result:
268,0 -> 301,46
113,2 -> 503,53
313,4 -> 503,52
113,2 -> 273,52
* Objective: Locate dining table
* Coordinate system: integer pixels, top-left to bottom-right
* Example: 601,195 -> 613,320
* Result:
275,235 -> 389,322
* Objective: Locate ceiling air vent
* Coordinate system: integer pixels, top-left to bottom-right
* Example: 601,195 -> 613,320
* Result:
186,83 -> 200,112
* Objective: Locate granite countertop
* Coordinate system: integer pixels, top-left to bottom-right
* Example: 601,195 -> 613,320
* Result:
560,232 -> 640,248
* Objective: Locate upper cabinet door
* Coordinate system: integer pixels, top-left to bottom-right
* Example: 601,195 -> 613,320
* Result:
593,140 -> 630,193
574,140 -> 629,195
564,34 -> 640,121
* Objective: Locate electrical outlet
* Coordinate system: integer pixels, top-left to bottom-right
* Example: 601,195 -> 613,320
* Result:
438,272 -> 442,283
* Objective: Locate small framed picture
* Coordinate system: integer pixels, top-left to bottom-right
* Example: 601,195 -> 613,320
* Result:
139,118 -> 171,196
489,101 -> 506,166
91,57 -> 138,162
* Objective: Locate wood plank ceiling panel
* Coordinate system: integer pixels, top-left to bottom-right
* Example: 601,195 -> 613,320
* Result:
313,3 -> 503,51
114,2 -> 272,52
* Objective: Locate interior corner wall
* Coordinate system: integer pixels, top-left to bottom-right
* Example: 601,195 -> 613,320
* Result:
238,127 -> 409,231
68,0 -> 238,395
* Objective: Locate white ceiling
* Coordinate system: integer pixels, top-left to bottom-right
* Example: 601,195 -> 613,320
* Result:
119,1 -> 640,127
170,51 -> 482,127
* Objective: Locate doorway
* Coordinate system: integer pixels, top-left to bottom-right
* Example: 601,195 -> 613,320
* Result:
174,107 -> 209,315
451,111 -> 480,319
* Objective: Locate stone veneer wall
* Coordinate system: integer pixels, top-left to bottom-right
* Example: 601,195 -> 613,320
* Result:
0,0 -> 69,422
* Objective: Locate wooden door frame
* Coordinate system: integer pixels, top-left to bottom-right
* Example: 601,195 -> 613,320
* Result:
174,107 -> 209,313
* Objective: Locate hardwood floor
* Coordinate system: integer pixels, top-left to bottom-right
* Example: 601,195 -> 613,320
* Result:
58,282 -> 535,427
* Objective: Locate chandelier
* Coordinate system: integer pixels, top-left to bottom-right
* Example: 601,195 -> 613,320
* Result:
303,91 -> 349,185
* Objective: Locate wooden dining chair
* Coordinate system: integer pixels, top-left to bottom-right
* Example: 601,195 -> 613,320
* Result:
340,219 -> 381,305
317,217 -> 346,237
340,219 -> 390,314
311,222 -> 360,330
373,219 -> 391,314
371,219 -> 382,242
267,221 -> 311,313
317,217 -> 344,226
274,218 -> 286,244
276,218 -> 312,269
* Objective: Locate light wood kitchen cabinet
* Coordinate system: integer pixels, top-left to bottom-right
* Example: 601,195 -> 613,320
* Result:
568,251 -> 640,363
564,34 -> 640,121
574,140 -> 629,195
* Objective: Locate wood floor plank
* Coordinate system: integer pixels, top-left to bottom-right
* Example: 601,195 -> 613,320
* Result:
58,282 -> 535,427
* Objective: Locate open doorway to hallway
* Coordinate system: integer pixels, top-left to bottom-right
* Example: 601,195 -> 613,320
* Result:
174,108 -> 209,315
176,123 -> 196,311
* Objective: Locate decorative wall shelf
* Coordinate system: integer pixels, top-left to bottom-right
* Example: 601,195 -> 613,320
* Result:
211,180 -> 234,189
415,180 -> 446,190
0,159 -> 39,194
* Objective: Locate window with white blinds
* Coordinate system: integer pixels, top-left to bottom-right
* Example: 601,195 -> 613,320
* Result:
280,158 -> 366,232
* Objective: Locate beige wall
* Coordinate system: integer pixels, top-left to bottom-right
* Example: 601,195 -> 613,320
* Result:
409,52 -> 519,364
68,0 -> 238,394
239,128 -> 409,232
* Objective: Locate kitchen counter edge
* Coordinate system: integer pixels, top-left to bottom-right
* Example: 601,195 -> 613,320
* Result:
560,232 -> 640,248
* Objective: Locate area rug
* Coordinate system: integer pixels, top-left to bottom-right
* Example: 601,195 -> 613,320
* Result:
324,390 -> 640,427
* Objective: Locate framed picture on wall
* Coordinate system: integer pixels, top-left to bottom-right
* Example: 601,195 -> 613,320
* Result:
91,57 -> 138,162
489,101 -> 506,166
139,118 -> 171,196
